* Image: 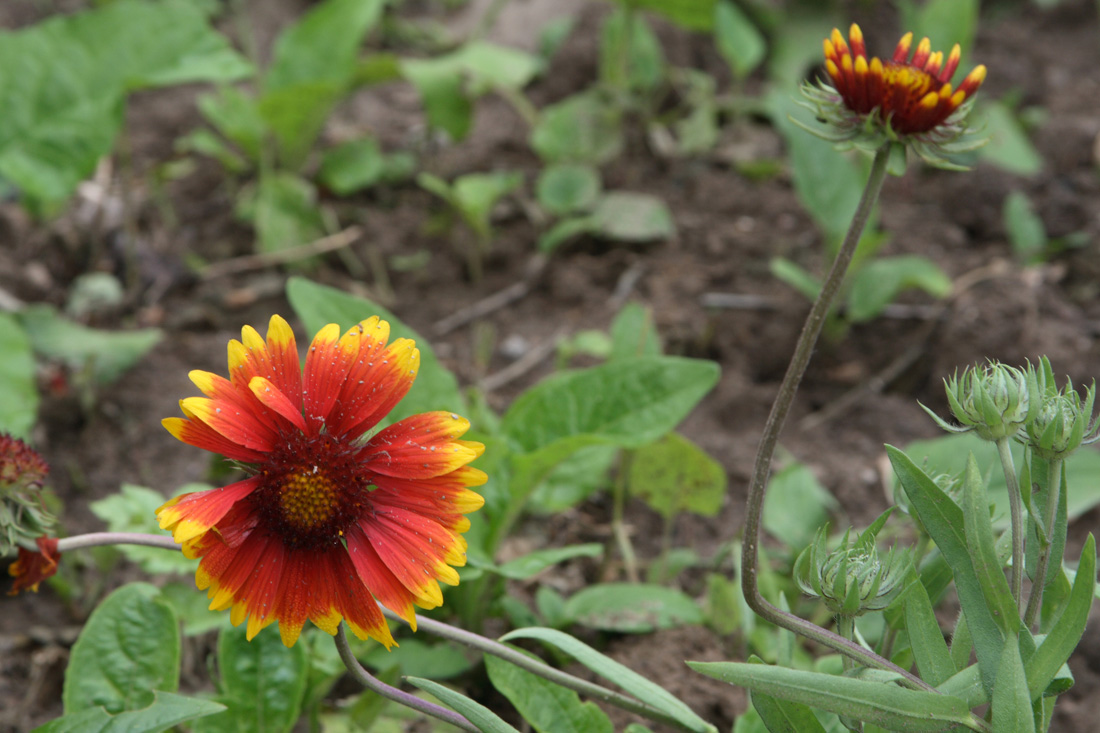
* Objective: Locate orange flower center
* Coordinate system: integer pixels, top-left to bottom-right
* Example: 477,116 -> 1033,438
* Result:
881,62 -> 936,100
278,469 -> 338,530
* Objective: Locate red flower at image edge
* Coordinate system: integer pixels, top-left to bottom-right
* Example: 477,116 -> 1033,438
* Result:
8,537 -> 60,595
158,315 -> 485,647
823,23 -> 987,136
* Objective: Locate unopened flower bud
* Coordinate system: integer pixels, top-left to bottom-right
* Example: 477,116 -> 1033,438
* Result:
1022,360 -> 1099,460
0,434 -> 57,556
924,362 -> 1032,442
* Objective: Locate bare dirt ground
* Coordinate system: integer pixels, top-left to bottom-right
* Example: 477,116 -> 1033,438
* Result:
2,0 -> 1100,730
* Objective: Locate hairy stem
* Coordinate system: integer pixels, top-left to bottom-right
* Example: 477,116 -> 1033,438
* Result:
995,437 -> 1025,611
334,624 -> 478,732
56,532 -> 180,553
738,145 -> 934,690
1024,457 -> 1063,629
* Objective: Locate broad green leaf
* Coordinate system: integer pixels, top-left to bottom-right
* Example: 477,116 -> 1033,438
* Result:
258,82 -> 343,169
250,172 -> 325,254
715,1 -> 766,79
993,632 -> 1035,733
562,583 -> 703,632
1003,190 -> 1047,261
531,91 -> 623,165
628,432 -> 726,518
750,690 -> 827,733
406,678 -> 520,733
769,257 -> 822,302
452,171 -> 525,239
628,0 -> 718,31
536,163 -> 602,216
63,583 -> 180,714
196,625 -> 309,733
401,59 -> 473,140
319,137 -> 402,195
0,313 -> 38,438
590,192 -> 675,242
1025,535 -> 1095,700
456,41 -> 544,91
500,627 -> 716,733
530,444 -> 617,512
960,454 -> 1021,635
493,544 -> 604,580
610,302 -> 661,359
158,582 -> 231,636
975,101 -> 1043,176
886,446 -> 1004,693
363,638 -> 473,681
762,461 -> 837,549
485,652 -> 613,733
17,305 -> 161,384
286,277 -> 465,422
846,256 -> 952,322
903,583 -> 955,686
538,216 -> 599,253
897,0 -> 979,59
34,692 -> 225,733
264,0 -> 384,93
599,8 -> 665,92
89,484 -> 197,575
197,86 -> 266,163
690,662 -> 975,731
0,0 -> 251,209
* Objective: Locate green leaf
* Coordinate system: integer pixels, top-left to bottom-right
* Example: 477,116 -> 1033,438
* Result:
885,446 -> 1004,693
628,432 -> 726,518
960,454 -> 1021,636
451,171 -> 525,239
157,582 -> 231,636
538,216 -> 598,253
89,484 -> 196,576
401,59 -> 473,141
493,544 -> 604,579
590,192 -> 675,242
846,255 -> 952,322
714,1 -> 766,79
63,583 -> 180,714
406,678 -> 521,733
264,0 -> 384,93
689,662 -> 975,731
197,625 -> 309,733
902,583 -> 955,686
286,277 -> 465,422
562,583 -> 703,632
536,163 -> 602,216
363,638 -> 472,680
499,627 -> 716,733
530,444 -> 617,512
599,8 -> 665,92
17,305 -> 161,384
993,632 -> 1035,733
610,302 -> 661,359
485,652 -> 613,733
1025,535 -> 1095,700
0,0 -> 251,209
531,91 -> 623,165
975,101 -> 1043,176
0,313 -> 38,439
750,689 -> 827,733
769,257 -> 822,302
762,461 -> 837,549
896,0 -> 979,58
1003,190 -> 1047,262
34,691 -> 225,733
197,86 -> 266,164
319,137 -> 389,195
250,172 -> 325,254
629,0 -> 718,31
258,82 -> 343,169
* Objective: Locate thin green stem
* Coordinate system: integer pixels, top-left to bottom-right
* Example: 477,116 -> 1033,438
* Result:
738,146 -> 934,690
56,532 -> 180,553
836,616 -> 855,673
612,451 -> 639,582
1023,457 -> 1063,629
334,624 -> 478,732
995,437 -> 1025,611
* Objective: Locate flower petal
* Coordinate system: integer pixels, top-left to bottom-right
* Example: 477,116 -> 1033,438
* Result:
227,316 -> 302,407
361,412 -> 483,479
248,377 -> 307,432
7,537 -> 60,595
302,324 -> 356,430
328,336 -> 420,438
181,396 -> 278,453
162,415 -> 266,463
346,524 -> 419,626
156,476 -> 263,545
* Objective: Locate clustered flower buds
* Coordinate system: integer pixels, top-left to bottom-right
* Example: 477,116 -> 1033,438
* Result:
0,433 -> 56,557
1023,357 -> 1100,460
925,362 -> 1034,441
794,511 -> 911,618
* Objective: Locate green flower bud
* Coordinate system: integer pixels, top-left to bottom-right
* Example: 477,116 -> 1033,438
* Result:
794,510 -> 911,618
923,362 -> 1033,442
0,433 -> 57,556
1021,358 -> 1099,460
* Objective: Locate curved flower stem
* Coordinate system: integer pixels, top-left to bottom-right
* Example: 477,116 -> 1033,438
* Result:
334,624 -> 479,733
385,609 -> 702,733
738,145 -> 935,691
995,437 -> 1025,611
57,532 -> 180,553
1023,457 -> 1063,629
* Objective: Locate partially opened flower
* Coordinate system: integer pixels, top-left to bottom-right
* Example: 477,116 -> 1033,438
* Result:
799,23 -> 987,167
158,315 -> 485,647
8,536 -> 60,595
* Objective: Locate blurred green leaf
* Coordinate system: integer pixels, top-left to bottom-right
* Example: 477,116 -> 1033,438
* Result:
530,444 -> 617,512
34,691 -> 225,733
626,0 -> 718,31
17,305 -> 161,385
590,192 -> 675,242
629,432 -> 726,518
536,163 -> 602,216
157,582 -> 230,636
406,678 -> 521,733
1003,190 -> 1047,262
769,257 -> 822,302
251,172 -> 325,254
976,101 -> 1043,176
362,638 -> 472,681
319,137 -> 413,195
89,484 -> 197,576
531,91 -> 623,165
762,462 -> 837,550
600,8 -> 665,92
485,652 -> 613,733
493,544 -> 603,580
0,313 -> 38,439
452,171 -> 525,239
715,1 -> 766,79
63,583 -> 180,714
611,302 -> 661,359
846,255 -> 952,322
258,82 -> 343,169
897,0 -> 979,59
563,583 -> 703,632
197,86 -> 266,164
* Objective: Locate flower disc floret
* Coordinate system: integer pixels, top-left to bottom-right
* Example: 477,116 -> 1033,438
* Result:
158,315 -> 486,647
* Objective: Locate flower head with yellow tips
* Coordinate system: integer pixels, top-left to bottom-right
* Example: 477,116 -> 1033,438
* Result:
158,315 -> 485,648
799,24 -> 988,168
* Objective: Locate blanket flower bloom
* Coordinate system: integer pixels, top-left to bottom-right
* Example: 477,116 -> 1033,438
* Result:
158,315 -> 485,647
798,23 -> 987,168
8,536 -> 60,595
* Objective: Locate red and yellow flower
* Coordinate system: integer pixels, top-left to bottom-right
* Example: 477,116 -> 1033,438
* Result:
800,23 -> 987,167
158,315 -> 485,647
8,536 -> 60,595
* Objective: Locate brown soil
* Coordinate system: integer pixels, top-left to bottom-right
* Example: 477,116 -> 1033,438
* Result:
2,0 -> 1100,731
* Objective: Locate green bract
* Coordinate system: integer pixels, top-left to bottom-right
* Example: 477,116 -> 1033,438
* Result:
1021,358 -> 1100,460
925,362 -> 1034,442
